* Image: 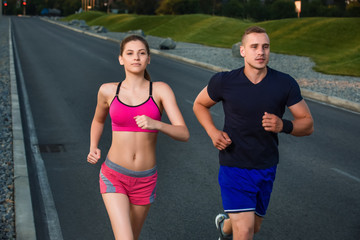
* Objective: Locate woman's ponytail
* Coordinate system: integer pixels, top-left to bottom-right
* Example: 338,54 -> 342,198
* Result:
144,69 -> 151,81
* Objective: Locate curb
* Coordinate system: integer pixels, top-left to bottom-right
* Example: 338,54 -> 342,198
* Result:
152,50 -> 360,113
9,20 -> 37,239
11,18 -> 64,240
301,89 -> 360,113
42,17 -> 360,114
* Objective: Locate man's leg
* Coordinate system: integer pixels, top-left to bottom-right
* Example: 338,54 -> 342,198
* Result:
254,215 -> 263,234
222,212 -> 263,240
222,217 -> 232,235
229,212 -> 255,240
222,213 -> 263,238
217,165 -> 276,239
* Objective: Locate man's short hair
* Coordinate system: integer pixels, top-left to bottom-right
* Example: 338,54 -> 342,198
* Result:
241,26 -> 267,45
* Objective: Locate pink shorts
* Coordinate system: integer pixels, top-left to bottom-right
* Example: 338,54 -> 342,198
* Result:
99,158 -> 157,205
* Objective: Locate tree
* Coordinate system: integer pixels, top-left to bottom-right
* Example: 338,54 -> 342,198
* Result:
243,0 -> 269,21
222,0 -> 245,18
269,0 -> 296,19
346,0 -> 360,16
334,0 -> 346,10
156,0 -> 199,14
123,0 -> 159,14
61,0 -> 81,15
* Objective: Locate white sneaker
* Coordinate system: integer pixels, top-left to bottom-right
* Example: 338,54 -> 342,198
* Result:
215,213 -> 232,240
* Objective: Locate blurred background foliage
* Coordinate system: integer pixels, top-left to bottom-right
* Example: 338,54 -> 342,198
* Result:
2,0 -> 360,19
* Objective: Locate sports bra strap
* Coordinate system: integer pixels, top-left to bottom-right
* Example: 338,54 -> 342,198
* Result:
149,81 -> 153,96
115,82 -> 121,96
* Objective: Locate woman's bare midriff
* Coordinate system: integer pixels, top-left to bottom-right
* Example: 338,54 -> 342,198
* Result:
107,131 -> 158,171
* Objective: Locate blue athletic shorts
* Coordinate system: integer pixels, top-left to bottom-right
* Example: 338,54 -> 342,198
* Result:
218,165 -> 277,217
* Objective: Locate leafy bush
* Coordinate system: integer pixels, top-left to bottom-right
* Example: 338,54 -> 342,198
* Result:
156,0 -> 199,15
269,0 -> 297,19
244,0 -> 269,21
346,1 -> 360,17
222,0 -> 245,19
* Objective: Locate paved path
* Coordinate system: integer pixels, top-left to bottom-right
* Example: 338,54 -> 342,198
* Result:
46,17 -> 360,113
4,16 -> 360,239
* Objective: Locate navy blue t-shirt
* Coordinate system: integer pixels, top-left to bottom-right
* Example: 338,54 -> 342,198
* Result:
207,67 -> 303,169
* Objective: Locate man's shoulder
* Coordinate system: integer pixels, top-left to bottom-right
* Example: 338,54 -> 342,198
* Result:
216,67 -> 244,80
226,67 -> 244,75
267,67 -> 293,80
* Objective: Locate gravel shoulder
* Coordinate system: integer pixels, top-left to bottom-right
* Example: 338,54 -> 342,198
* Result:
50,17 -> 360,108
105,27 -> 360,106
0,16 -> 15,239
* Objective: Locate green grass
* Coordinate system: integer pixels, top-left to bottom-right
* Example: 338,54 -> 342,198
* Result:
63,12 -> 360,77
259,18 -> 360,76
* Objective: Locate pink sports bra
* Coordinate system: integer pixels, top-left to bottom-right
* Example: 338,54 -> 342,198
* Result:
109,81 -> 162,133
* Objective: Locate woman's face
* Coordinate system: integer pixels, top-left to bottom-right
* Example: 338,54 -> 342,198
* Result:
119,40 -> 150,74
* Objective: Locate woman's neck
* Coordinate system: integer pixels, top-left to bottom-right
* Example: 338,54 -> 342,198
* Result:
122,76 -> 148,90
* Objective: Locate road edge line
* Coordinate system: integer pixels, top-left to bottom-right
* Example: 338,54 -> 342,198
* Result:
11,18 -> 64,240
10,18 -> 37,240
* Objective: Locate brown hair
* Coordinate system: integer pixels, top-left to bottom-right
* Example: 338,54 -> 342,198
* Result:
120,34 -> 151,81
241,26 -> 267,46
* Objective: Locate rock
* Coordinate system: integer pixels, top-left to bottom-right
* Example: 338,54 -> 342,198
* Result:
79,20 -> 89,30
68,19 -> 80,26
127,29 -> 145,37
96,26 -> 107,33
232,42 -> 242,58
159,37 -> 176,50
90,25 -> 100,31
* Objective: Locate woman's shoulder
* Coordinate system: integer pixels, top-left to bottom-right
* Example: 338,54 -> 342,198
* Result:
98,82 -> 119,98
152,81 -> 172,91
152,81 -> 175,102
99,82 -> 118,92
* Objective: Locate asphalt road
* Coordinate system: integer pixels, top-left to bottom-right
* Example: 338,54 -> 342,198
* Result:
12,17 -> 360,240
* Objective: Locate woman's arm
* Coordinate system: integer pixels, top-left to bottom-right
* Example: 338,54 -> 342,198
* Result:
87,84 -> 110,164
135,82 -> 189,142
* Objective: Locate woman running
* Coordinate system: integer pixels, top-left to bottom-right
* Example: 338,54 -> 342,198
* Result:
87,34 -> 189,240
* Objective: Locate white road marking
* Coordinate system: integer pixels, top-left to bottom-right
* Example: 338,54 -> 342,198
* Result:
331,168 -> 360,183
12,21 -> 64,240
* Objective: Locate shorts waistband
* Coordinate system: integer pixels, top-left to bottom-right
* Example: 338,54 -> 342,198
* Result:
105,157 -> 157,178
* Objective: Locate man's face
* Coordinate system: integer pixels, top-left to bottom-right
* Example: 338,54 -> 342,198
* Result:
240,33 -> 270,71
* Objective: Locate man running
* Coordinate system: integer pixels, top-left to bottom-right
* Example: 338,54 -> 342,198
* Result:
193,26 -> 314,240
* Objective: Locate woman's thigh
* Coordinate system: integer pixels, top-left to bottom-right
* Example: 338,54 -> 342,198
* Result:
102,193 -> 133,240
130,204 -> 151,240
